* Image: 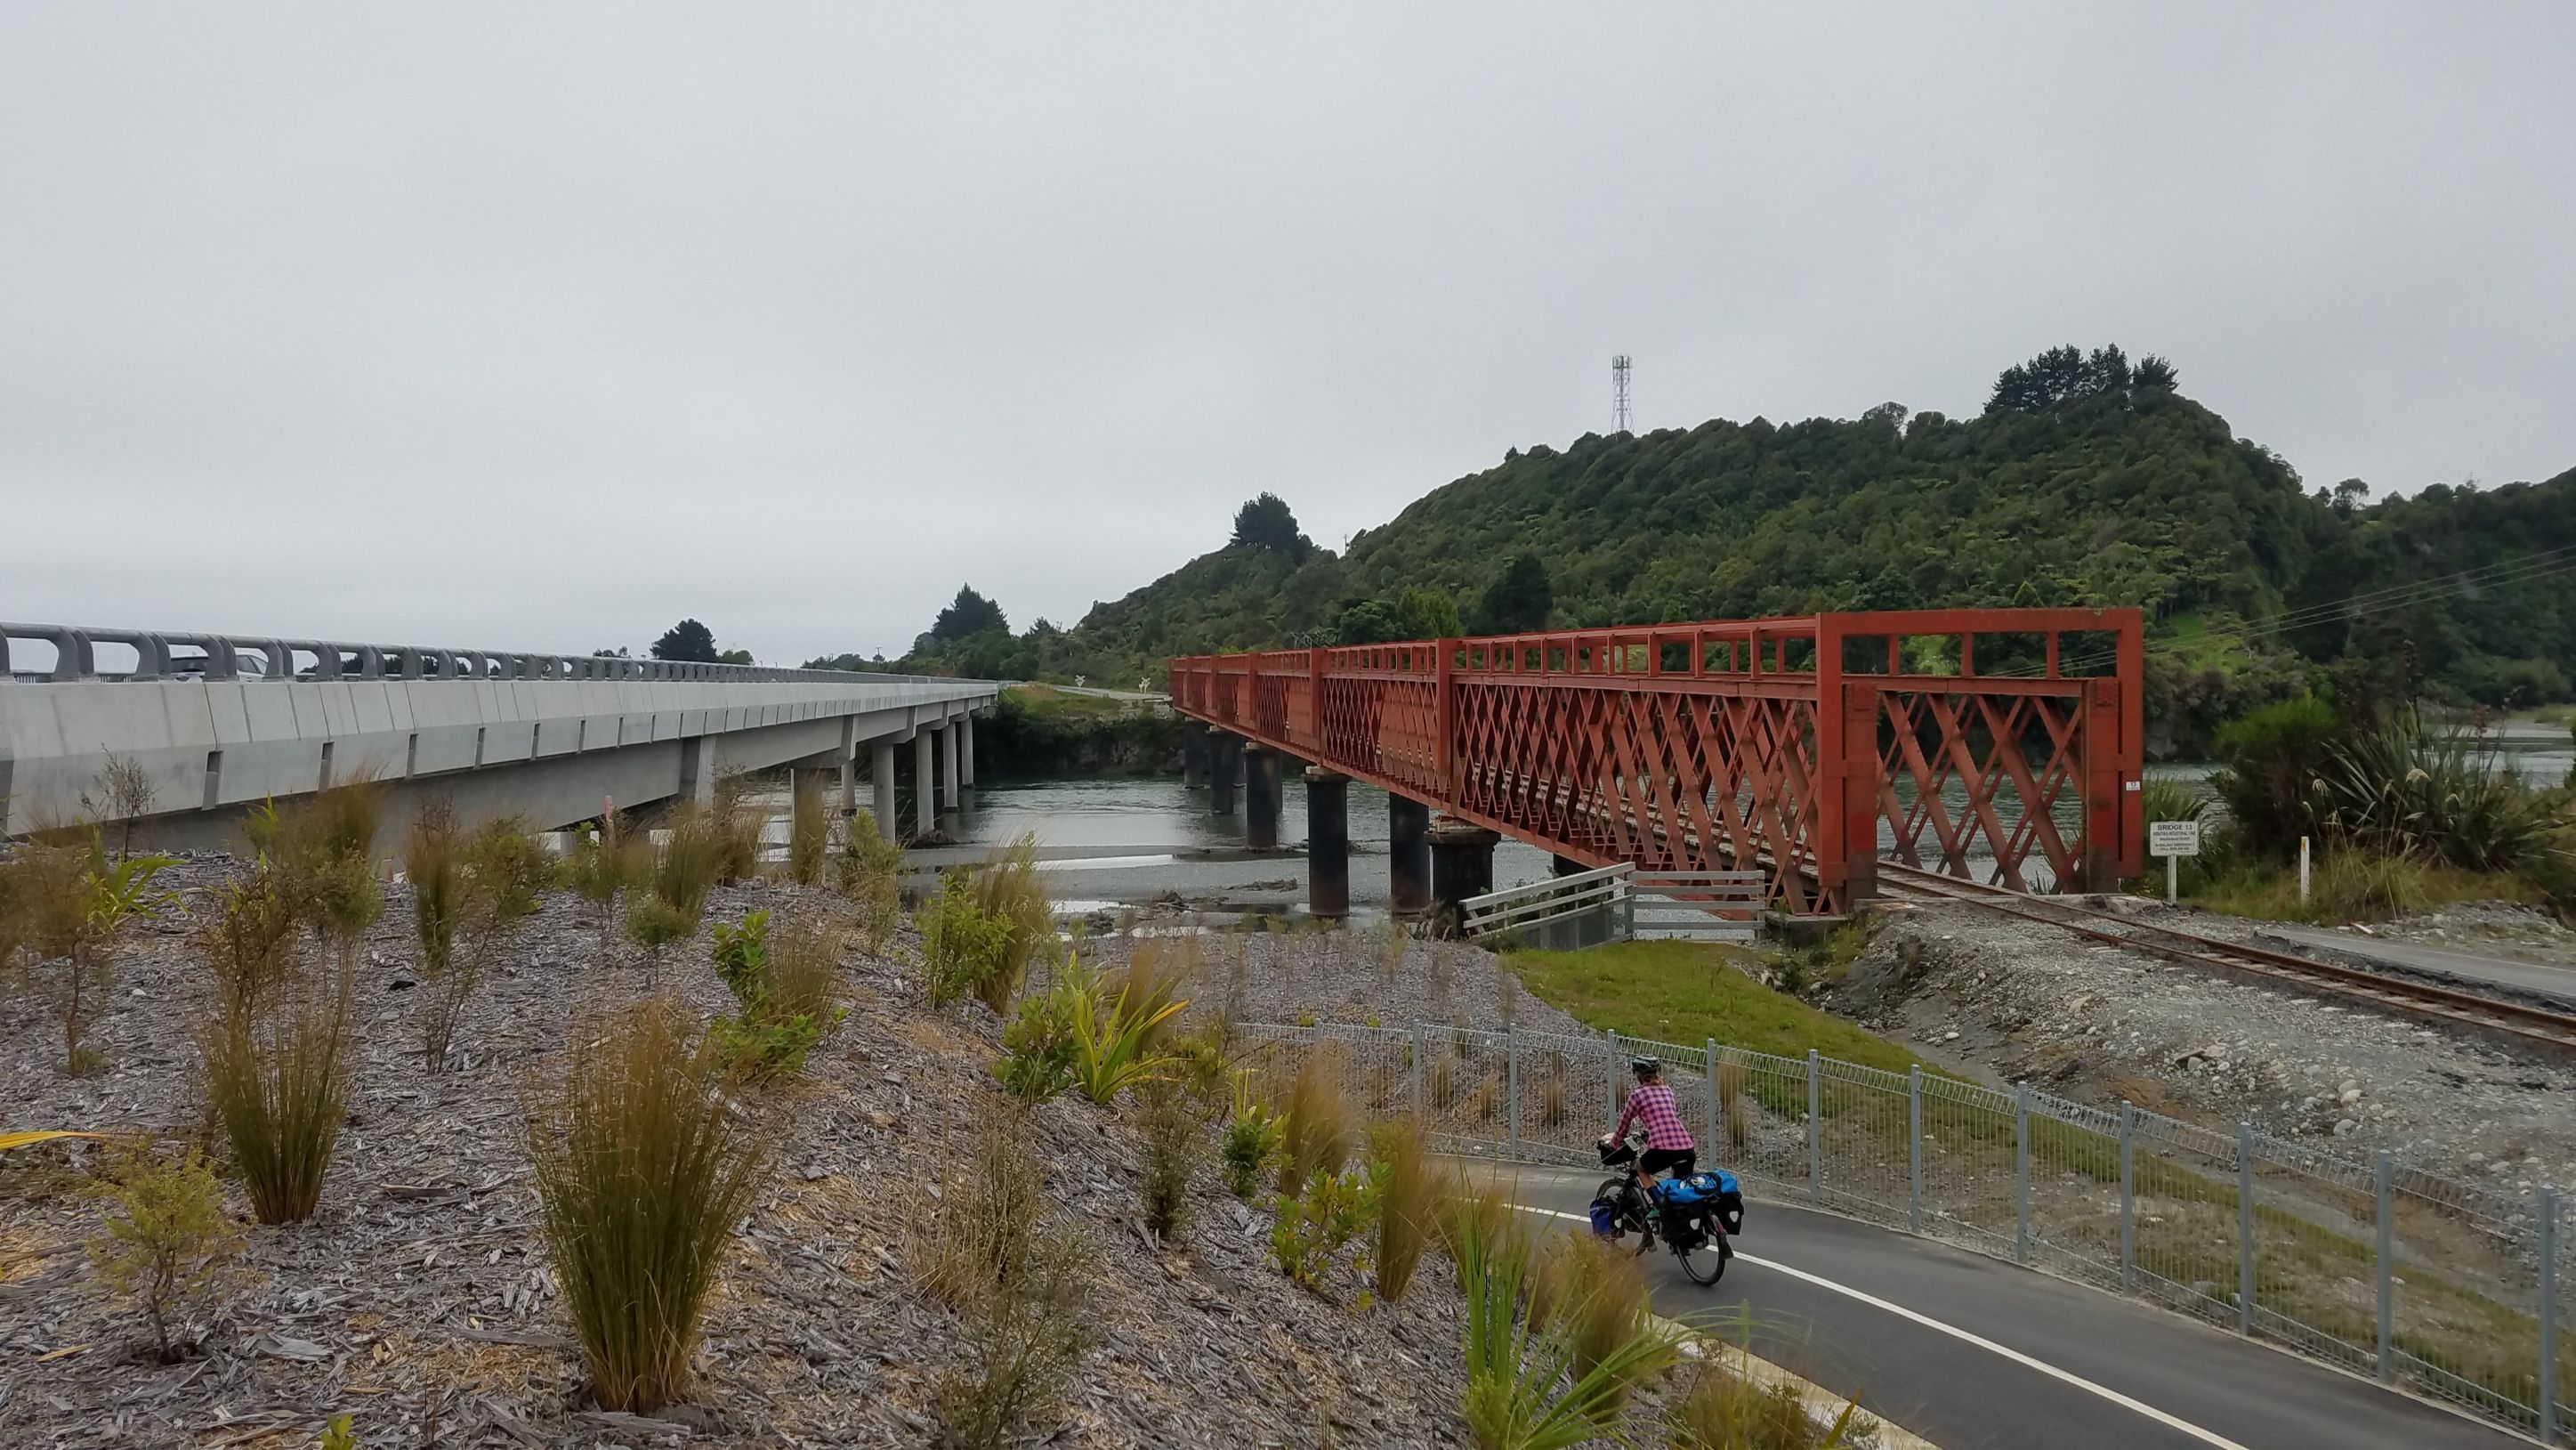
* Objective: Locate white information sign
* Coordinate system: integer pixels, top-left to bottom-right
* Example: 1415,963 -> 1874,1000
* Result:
2148,820 -> 2201,858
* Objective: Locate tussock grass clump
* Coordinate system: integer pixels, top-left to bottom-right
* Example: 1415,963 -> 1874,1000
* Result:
966,834 -> 1054,1009
1717,1058 -> 1754,1154
629,806 -> 721,976
198,960 -> 355,1223
1530,1228 -> 1652,1393
1669,1348 -> 1877,1449
1278,1054 -> 1353,1197
248,781 -> 386,961
85,1140 -> 241,1363
786,773 -> 828,887
707,769 -> 767,885
1364,1115 -> 1433,1303
524,993 -> 775,1413
1457,1203 -> 1678,1450
1437,1169 -> 1523,1275
910,1117 -> 1099,1450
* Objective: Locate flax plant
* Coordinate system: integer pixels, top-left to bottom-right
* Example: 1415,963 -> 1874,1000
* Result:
523,993 -> 775,1413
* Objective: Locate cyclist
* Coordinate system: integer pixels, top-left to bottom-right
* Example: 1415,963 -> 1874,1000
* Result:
1601,1055 -> 1697,1202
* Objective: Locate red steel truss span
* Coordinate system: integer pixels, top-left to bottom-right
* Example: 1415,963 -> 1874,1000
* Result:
1167,609 -> 2144,915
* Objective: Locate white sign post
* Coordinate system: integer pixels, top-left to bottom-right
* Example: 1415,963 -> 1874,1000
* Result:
2148,819 -> 2201,905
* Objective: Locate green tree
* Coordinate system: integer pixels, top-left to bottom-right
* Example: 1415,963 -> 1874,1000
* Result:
715,648 -> 754,666
1475,553 -> 1554,634
1328,598 -> 1405,644
933,586 -> 1009,642
1395,585 -> 1463,640
1230,493 -> 1312,559
650,620 -> 719,662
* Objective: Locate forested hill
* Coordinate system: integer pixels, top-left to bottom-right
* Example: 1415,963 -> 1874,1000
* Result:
863,346 -> 2575,755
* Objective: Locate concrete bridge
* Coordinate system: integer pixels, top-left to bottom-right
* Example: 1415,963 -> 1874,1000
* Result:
0,620 -> 997,849
1169,607 -> 2146,921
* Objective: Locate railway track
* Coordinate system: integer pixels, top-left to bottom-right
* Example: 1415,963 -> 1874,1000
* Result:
1873,861 -> 2576,1054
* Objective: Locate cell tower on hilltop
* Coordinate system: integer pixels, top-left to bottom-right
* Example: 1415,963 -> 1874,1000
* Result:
1611,354 -> 1632,434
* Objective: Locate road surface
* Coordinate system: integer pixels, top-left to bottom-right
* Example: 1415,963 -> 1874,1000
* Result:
1506,1165 -> 2522,1450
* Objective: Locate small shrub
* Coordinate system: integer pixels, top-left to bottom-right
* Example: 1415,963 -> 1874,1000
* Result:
707,1012 -> 832,1078
85,1141 -> 241,1363
626,895 -> 698,980
80,752 -> 159,862
566,811 -> 653,960
709,910 -> 772,1009
787,773 -> 828,887
996,972 -> 1083,1101
1377,914 -> 1407,981
199,960 -> 355,1223
653,805 -> 722,924
1220,1072 -> 1287,1198
833,810 -> 905,952
23,836 -> 176,1073
248,782 -> 386,964
464,814 -> 554,918
318,1414 -> 359,1450
1135,1080 -> 1205,1242
1271,1169 -> 1369,1293
1361,1116 -> 1433,1303
1278,1054 -> 1352,1196
922,870 -> 1015,1009
523,992 -> 775,1413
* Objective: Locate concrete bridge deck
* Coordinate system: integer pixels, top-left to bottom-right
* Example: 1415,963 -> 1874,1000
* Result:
1,620 -> 997,849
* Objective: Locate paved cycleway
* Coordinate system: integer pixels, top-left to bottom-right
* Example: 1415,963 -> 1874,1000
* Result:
2256,923 -> 2576,1005
1506,1166 -> 2524,1450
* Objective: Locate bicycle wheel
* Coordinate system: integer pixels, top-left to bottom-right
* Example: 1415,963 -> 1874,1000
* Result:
1673,1230 -> 1731,1285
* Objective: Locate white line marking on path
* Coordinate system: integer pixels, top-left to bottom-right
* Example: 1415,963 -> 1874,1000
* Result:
1514,1204 -> 2253,1450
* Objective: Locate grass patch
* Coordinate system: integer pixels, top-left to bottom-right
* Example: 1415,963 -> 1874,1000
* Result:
1501,940 -> 1922,1074
2186,855 -> 2546,925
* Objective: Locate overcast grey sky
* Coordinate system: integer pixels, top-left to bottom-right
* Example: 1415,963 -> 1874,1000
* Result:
5,4 -> 2572,663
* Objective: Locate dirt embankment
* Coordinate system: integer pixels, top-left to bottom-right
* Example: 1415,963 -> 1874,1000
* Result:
1819,901 -> 2576,1195
0,861 -> 1475,1448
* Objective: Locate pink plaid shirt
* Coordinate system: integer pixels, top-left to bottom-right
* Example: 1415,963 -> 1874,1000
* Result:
1614,1082 -> 1694,1152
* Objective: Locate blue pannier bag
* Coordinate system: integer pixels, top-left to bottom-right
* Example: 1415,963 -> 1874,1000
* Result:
1652,1171 -> 1745,1235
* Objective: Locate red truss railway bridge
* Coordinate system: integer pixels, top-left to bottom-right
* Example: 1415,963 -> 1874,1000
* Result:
1167,608 -> 2144,923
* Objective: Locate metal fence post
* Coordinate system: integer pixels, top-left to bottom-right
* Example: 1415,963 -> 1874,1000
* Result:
1908,1065 -> 1924,1234
1409,1024 -> 1425,1117
2376,1151 -> 2394,1384
1506,1026 -> 1521,1163
1704,1038 -> 1720,1162
2236,1122 -> 2257,1339
2118,1101 -> 2136,1294
2539,1184 -> 2558,1447
1806,1049 -> 1822,1206
1606,1031 -> 1623,1122
2013,1084 -> 2030,1266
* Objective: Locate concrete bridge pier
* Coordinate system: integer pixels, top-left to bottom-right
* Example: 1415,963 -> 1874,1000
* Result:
1304,767 -> 1349,919
872,740 -> 898,842
1427,815 -> 1499,933
1388,794 -> 1431,916
959,713 -> 976,790
1182,722 -> 1209,787
1244,743 -> 1281,849
912,731 -> 936,840
939,720 -> 961,811
1209,733 -> 1240,814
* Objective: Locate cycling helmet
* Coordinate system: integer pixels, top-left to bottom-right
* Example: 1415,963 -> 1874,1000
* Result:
1629,1055 -> 1661,1079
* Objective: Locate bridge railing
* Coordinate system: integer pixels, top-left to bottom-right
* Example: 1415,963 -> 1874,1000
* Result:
1,620 -> 954,687
1170,607 -> 2144,914
1232,1018 -> 2569,1443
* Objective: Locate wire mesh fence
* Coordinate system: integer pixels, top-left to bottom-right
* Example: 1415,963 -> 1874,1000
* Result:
1237,1017 -> 2572,1443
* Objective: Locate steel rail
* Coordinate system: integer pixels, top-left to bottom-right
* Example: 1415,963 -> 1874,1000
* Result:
1876,862 -> 2576,1053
